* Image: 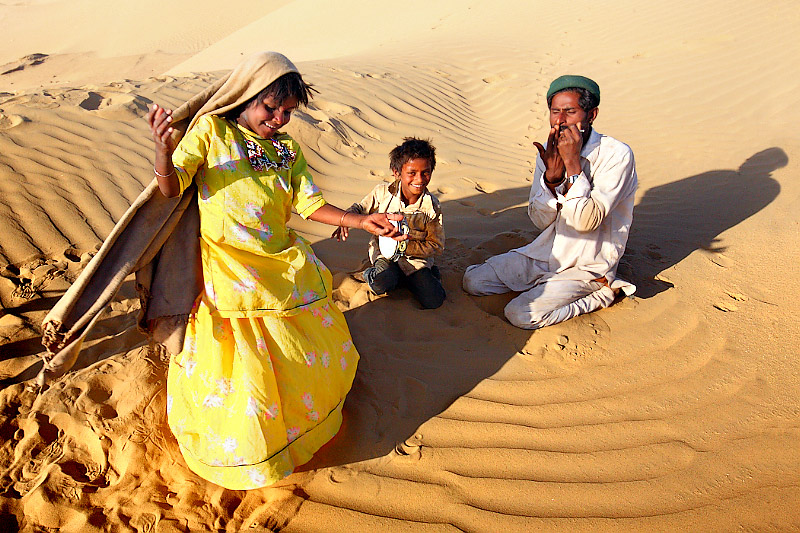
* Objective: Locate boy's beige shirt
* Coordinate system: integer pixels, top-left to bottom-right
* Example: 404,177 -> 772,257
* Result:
348,180 -> 444,275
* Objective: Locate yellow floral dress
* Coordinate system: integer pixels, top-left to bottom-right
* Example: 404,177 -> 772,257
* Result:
166,114 -> 359,490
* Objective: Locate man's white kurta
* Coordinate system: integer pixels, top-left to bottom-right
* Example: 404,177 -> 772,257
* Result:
486,128 -> 637,294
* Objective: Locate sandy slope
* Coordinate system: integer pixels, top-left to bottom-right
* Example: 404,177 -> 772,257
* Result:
1,0 -> 800,531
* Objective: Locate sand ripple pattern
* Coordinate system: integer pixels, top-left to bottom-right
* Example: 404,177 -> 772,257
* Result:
2,1 -> 800,528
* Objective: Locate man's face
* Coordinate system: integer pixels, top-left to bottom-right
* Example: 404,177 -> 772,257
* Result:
548,90 -> 596,134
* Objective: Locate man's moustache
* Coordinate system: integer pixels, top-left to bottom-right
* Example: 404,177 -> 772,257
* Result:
558,125 -> 586,133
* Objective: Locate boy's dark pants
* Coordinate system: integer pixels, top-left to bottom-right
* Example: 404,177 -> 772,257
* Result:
364,258 -> 446,309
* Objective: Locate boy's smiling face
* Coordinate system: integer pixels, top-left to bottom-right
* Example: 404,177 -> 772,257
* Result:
395,157 -> 432,205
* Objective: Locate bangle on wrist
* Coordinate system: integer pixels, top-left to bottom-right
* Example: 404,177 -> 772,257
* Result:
154,166 -> 176,178
545,176 -> 565,185
339,211 -> 348,227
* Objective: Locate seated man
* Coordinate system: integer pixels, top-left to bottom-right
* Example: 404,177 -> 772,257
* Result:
462,75 -> 637,329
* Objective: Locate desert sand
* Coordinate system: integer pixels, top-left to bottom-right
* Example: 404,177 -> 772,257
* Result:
1,1 -> 799,531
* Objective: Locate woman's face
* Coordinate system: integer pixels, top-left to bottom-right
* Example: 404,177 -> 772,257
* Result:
238,94 -> 299,138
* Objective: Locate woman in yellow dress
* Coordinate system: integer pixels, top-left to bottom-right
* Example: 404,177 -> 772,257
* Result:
147,51 -> 404,490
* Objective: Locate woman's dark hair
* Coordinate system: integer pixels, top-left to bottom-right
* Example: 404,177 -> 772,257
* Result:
546,87 -> 599,112
223,72 -> 316,120
389,137 -> 437,174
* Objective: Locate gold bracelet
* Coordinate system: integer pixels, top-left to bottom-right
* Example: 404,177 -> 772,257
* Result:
154,166 -> 176,178
339,211 -> 348,227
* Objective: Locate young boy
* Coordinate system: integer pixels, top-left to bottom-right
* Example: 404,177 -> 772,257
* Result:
333,137 -> 446,309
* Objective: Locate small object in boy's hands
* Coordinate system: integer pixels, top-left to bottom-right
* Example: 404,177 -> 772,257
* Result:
378,218 -> 409,261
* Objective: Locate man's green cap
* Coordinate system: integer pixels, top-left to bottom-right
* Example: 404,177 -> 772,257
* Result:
546,75 -> 600,104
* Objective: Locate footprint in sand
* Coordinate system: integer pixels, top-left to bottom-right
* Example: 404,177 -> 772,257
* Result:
307,99 -> 359,117
129,512 -> 159,533
328,466 -> 358,484
0,53 -> 48,76
482,73 -> 517,84
724,290 -> 748,302
437,186 -> 454,195
18,436 -> 66,494
714,289 -> 749,312
78,91 -> 152,120
393,435 -> 423,461
461,177 -> 498,194
0,112 -> 25,130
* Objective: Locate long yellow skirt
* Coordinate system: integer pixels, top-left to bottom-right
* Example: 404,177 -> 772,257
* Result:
166,295 -> 359,490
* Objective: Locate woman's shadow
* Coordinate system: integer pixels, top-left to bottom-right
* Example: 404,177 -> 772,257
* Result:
622,147 -> 786,298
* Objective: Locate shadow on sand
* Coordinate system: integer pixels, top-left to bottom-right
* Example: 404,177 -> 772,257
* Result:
302,146 -> 787,471
0,147 -> 786,490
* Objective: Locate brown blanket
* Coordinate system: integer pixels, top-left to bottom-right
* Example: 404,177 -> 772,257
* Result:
39,51 -> 301,388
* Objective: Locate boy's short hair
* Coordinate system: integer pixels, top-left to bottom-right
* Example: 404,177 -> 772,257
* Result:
389,137 -> 436,174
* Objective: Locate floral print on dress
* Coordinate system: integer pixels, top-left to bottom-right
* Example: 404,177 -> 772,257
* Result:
302,290 -> 317,304
204,281 -> 217,303
264,403 -> 279,420
233,277 -> 257,293
303,351 -> 316,367
286,427 -> 300,443
223,437 -> 238,454
302,393 -> 319,422
245,202 -> 265,220
340,356 -> 348,371
320,352 -> 330,368
248,469 -> 267,486
245,264 -> 261,280
216,378 -> 235,397
301,393 -> 314,410
203,393 -> 224,408
308,253 -> 329,273
213,320 -> 232,341
245,396 -> 259,418
342,340 -> 353,353
232,222 -> 254,243
302,181 -> 320,197
200,182 -> 213,201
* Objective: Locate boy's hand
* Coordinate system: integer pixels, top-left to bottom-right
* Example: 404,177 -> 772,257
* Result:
332,226 -> 349,241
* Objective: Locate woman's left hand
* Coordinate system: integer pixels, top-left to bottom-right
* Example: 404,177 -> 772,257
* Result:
362,213 -> 408,240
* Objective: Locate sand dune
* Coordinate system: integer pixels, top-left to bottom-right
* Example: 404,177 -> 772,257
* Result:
1,0 -> 799,531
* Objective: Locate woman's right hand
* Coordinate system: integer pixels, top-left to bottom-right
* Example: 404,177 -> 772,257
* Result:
147,103 -> 181,197
331,226 -> 349,242
361,213 -> 407,240
148,104 -> 176,156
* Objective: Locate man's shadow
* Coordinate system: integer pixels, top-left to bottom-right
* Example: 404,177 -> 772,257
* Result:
623,147 -> 786,298
303,147 -> 787,471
